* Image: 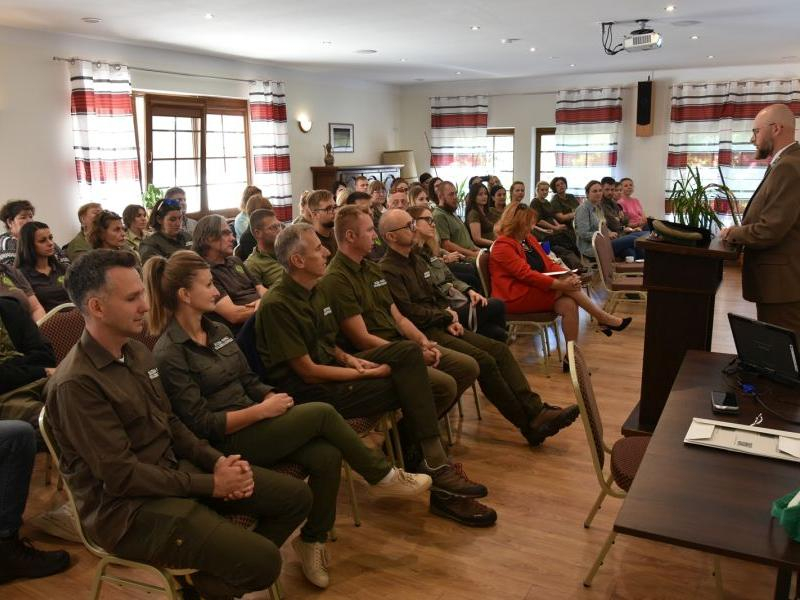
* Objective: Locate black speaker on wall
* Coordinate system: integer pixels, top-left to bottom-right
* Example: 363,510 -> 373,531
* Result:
636,80 -> 654,137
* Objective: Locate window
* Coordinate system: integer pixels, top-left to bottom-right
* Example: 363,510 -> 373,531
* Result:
535,127 -> 556,186
487,128 -> 514,188
141,94 -> 251,214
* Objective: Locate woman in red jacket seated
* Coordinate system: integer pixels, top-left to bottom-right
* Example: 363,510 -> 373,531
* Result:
490,204 -> 631,367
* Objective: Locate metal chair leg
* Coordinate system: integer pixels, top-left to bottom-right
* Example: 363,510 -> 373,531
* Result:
444,413 -> 454,446
388,412 -> 404,469
44,453 -> 52,486
584,487 -> 608,528
457,397 -> 464,418
472,383 -> 482,420
583,530 -> 617,587
342,463 -> 361,527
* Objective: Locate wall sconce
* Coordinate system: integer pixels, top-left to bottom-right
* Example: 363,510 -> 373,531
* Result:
297,116 -> 313,133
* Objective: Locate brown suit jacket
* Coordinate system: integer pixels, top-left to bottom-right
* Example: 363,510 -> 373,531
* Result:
728,142 -> 800,304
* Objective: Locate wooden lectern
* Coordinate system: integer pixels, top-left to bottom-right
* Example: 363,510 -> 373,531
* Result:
623,237 -> 740,435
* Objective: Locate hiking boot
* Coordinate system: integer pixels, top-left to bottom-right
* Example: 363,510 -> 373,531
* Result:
291,537 -> 330,588
429,492 -> 497,527
369,468 -> 432,498
524,403 -> 580,446
0,534 -> 70,583
419,461 -> 488,498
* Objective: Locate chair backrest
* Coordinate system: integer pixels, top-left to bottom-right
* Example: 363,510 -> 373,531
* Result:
38,305 -> 85,365
234,243 -> 245,260
567,342 -> 609,486
38,406 -> 110,558
591,232 -> 615,290
476,248 -> 492,297
133,327 -> 161,351
599,220 -> 610,238
235,314 -> 269,382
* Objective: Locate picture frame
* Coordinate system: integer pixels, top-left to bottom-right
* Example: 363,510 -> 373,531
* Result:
329,123 -> 354,153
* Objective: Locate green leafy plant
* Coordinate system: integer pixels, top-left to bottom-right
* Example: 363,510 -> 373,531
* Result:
141,183 -> 163,211
667,166 -> 733,230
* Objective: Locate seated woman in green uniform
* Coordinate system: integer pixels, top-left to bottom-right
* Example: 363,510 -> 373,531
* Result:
15,221 -> 70,312
144,250 -> 430,590
138,198 -> 192,263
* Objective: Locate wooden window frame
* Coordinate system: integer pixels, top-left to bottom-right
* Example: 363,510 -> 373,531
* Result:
535,127 -> 556,185
143,93 -> 252,218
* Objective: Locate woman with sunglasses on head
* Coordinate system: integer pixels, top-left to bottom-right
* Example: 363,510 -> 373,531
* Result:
465,183 -> 495,249
145,251 -> 431,589
408,205 -> 507,342
15,221 -> 70,312
490,203 -> 631,369
139,198 -> 192,263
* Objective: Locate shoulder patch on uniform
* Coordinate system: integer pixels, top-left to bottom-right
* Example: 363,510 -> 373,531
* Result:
235,264 -> 245,275
147,368 -> 160,380
373,278 -> 387,288
213,336 -> 234,351
423,271 -> 431,279
323,306 -> 332,316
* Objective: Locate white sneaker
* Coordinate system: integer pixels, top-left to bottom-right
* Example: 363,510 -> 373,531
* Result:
369,468 -> 432,498
29,502 -> 81,543
291,537 -> 330,588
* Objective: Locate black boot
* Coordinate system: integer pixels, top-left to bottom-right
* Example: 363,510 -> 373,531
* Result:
0,533 -> 70,583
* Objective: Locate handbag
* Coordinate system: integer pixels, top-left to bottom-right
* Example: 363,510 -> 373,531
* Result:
446,286 -> 478,332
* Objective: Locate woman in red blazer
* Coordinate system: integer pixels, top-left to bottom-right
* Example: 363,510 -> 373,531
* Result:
490,203 -> 631,353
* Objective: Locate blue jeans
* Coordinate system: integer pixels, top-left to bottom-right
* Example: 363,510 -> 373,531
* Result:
611,231 -> 648,260
0,421 -> 36,537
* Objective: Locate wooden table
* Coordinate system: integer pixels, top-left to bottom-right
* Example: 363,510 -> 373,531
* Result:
615,350 -> 800,598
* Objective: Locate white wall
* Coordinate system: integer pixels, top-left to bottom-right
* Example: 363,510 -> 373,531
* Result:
0,25 -> 399,240
396,62 -> 800,220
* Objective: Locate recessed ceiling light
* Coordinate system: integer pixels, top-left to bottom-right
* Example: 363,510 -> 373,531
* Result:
470,25 -> 480,31
204,13 -> 214,19
707,55 -> 715,59
690,35 -> 699,40
455,71 -> 462,75
665,5 -> 676,11
569,63 -> 576,67
400,58 -> 407,62
322,41 -> 332,45
81,17 -> 102,24
355,49 -> 378,54
529,47 -> 536,52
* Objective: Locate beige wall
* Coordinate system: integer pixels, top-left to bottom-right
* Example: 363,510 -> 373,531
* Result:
0,25 -> 399,242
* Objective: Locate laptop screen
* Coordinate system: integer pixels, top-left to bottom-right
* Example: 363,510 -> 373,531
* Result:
728,313 -> 800,385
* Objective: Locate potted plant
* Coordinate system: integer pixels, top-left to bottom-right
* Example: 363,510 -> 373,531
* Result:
141,183 -> 163,211
667,166 -> 734,231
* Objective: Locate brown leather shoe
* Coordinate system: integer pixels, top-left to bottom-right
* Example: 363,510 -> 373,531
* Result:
429,492 -> 497,527
419,461 -> 488,498
524,403 -> 580,446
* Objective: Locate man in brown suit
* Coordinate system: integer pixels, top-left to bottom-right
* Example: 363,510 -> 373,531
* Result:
720,104 -> 800,334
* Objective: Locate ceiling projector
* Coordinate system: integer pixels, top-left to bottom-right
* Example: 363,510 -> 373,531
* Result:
623,22 -> 663,52
602,20 -> 662,55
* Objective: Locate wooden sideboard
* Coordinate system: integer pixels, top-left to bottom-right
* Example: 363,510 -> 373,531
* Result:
310,164 -> 403,192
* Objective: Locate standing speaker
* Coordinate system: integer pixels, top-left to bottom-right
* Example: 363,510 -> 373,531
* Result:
636,80 -> 654,137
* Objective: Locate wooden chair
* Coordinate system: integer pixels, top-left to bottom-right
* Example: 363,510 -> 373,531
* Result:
39,407 -> 284,599
37,303 -> 83,364
591,232 -> 646,315
476,248 -> 562,376
566,342 -> 723,595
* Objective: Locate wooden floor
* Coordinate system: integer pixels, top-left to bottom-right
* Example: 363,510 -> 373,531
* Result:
7,264 -> 778,600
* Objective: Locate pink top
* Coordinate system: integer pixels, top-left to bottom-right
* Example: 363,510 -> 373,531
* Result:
618,197 -> 645,227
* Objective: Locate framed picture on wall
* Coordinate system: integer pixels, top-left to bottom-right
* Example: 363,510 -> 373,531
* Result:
329,123 -> 354,153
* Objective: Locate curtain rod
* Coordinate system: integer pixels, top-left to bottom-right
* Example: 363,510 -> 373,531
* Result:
52,56 -> 282,85
428,85 -> 635,100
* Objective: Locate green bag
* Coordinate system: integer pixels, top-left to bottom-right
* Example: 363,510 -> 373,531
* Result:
771,488 -> 800,542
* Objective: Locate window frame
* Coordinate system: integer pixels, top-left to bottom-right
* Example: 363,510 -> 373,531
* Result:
535,127 -> 556,186
486,127 -> 515,189
142,93 -> 252,217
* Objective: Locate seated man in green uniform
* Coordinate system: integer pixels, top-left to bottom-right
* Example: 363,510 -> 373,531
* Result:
256,223 -> 497,526
0,295 -> 56,425
45,250 -> 309,599
379,209 -> 580,447
245,209 -> 285,289
193,215 -> 266,334
432,181 -> 479,260
65,202 -> 102,263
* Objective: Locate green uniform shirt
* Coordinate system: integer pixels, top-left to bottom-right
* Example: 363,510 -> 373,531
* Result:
209,256 -> 260,306
255,272 -> 339,385
244,246 -> 285,288
319,252 -> 400,348
550,193 -> 579,217
379,247 -> 453,332
139,231 -> 193,264
154,318 -> 273,443
66,230 -> 92,262
466,208 -> 496,241
432,206 -> 477,251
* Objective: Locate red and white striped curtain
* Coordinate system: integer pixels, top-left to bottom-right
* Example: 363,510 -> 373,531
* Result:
70,60 -> 141,213
666,80 -> 800,215
555,88 -> 622,197
249,81 -> 292,221
430,96 -> 489,181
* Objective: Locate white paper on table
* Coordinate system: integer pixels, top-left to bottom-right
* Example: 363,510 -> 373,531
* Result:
778,436 -> 800,459
685,421 -> 715,440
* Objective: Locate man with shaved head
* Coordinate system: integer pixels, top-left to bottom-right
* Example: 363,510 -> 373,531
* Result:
720,104 -> 800,334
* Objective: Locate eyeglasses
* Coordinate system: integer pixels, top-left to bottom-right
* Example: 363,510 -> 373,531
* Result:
313,206 -> 336,214
414,216 -> 434,225
752,122 -> 777,135
264,223 -> 283,232
387,220 -> 416,233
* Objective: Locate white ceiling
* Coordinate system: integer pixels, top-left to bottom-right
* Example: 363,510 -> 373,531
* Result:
0,0 -> 798,84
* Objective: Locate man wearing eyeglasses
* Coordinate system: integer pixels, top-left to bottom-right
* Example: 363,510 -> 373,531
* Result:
379,209 -> 579,447
308,190 -> 338,258
245,209 -> 285,289
720,103 -> 800,336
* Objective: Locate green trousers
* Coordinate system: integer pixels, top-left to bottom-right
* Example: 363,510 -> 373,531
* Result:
0,378 -> 46,426
114,462 -> 312,600
428,346 -> 480,417
427,328 -> 544,432
215,402 -> 390,543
